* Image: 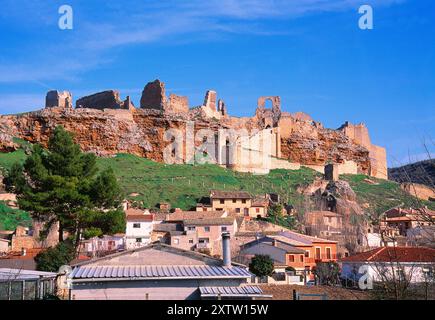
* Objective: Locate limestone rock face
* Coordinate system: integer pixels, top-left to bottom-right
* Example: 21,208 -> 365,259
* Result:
76,90 -> 124,110
0,81 -> 387,180
140,80 -> 167,110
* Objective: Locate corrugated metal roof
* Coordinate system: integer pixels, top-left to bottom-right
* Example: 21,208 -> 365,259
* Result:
70,265 -> 252,280
199,286 -> 263,296
0,268 -> 57,281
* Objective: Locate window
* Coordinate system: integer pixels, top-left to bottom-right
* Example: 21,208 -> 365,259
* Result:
221,226 -> 227,232
256,208 -> 260,213
173,238 -> 179,245
288,255 -> 295,262
315,247 -> 321,260
135,238 -> 142,243
242,199 -> 246,204
300,255 -> 304,262
187,226 -> 196,231
133,223 -> 141,228
236,208 -> 241,213
305,251 -> 310,258
232,199 -> 236,203
326,247 -> 332,260
204,226 -> 210,232
188,239 -> 194,244
220,199 -> 225,204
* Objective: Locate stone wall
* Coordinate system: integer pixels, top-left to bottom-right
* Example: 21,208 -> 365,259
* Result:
339,122 -> 387,179
168,94 -> 189,114
76,90 -> 124,109
140,80 -> 167,110
45,90 -> 72,109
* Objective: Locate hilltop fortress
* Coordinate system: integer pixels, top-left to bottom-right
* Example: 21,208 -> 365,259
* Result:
0,79 -> 387,179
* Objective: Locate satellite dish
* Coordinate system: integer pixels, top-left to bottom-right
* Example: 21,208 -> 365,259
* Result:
58,265 -> 72,275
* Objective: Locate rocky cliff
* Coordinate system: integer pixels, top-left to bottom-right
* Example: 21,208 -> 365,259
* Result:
0,79 -> 387,178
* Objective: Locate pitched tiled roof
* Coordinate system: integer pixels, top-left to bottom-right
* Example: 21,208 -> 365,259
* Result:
340,246 -> 435,263
126,214 -> 154,222
273,231 -> 337,246
210,190 -> 252,199
184,217 -> 235,226
167,210 -> 225,221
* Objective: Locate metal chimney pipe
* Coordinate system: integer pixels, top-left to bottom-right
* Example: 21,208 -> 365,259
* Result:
222,232 -> 231,267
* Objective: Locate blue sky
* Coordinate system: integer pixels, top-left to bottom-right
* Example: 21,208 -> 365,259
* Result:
0,0 -> 434,167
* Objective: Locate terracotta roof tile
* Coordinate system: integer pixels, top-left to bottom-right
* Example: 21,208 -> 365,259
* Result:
340,246 -> 435,263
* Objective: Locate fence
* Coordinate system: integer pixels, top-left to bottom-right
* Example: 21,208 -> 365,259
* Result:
0,277 -> 56,300
293,289 -> 328,300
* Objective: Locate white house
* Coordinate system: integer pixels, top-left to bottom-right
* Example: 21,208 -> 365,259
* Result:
125,208 -> 154,249
79,234 -> 125,257
340,246 -> 435,285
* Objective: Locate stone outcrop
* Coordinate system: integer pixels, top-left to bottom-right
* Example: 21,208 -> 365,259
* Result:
0,79 -> 387,179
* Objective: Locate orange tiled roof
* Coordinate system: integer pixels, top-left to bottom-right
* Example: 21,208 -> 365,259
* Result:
340,246 -> 435,263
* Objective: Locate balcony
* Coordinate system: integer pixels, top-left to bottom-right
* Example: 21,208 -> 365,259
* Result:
304,254 -> 338,264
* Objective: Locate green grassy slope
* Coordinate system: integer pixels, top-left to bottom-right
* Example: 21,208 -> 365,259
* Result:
97,154 -> 318,210
1,148 -> 433,215
0,202 -> 32,230
341,174 -> 435,216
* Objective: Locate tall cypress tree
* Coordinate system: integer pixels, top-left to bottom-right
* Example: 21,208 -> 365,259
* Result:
8,126 -> 125,247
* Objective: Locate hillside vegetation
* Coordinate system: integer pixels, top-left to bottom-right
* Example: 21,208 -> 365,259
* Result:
1,147 -> 434,214
341,175 -> 435,217
0,202 -> 32,230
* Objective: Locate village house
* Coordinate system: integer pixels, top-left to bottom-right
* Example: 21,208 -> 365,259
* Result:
240,231 -> 338,279
125,208 -> 154,249
67,233 -> 270,300
155,209 -> 237,256
304,210 -> 344,238
78,234 -> 125,258
380,207 -> 435,238
196,190 -> 268,219
340,246 -> 435,285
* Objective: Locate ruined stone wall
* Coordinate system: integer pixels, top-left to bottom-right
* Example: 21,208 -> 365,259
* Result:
339,122 -> 387,179
0,80 -> 386,179
76,90 -> 124,109
45,90 -> 72,109
168,94 -> 189,114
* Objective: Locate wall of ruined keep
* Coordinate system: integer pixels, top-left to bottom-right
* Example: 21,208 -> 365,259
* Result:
339,122 -> 387,179
168,94 -> 189,114
76,90 -> 124,109
140,79 -> 167,110
0,80 -> 387,179
45,90 -> 72,109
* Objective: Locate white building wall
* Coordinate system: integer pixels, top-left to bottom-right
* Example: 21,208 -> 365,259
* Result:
125,221 -> 153,249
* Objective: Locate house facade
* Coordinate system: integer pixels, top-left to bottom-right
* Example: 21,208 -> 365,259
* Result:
125,208 -> 154,249
240,231 -> 338,279
380,207 -> 435,237
196,190 -> 268,219
340,246 -> 435,284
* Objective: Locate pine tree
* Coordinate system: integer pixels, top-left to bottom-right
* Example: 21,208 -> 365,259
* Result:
8,126 -> 125,250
